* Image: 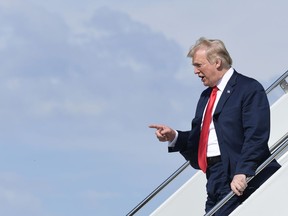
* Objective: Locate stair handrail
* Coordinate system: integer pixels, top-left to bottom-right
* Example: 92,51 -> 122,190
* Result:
205,132 -> 288,216
126,160 -> 190,216
265,69 -> 288,94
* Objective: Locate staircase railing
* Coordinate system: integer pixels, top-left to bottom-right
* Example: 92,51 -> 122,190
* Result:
126,70 -> 288,216
126,161 -> 190,216
266,70 -> 288,94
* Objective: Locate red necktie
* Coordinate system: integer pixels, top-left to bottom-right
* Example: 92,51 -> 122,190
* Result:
198,86 -> 218,173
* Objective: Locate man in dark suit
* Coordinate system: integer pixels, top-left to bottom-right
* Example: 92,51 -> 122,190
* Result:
149,37 -> 280,215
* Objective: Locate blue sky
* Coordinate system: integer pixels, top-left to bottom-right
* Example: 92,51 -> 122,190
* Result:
0,0 -> 287,215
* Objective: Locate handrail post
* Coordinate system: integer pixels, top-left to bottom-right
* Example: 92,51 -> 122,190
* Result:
265,69 -> 288,94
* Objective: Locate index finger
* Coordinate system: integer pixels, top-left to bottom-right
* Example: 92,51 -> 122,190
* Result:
148,124 -> 163,130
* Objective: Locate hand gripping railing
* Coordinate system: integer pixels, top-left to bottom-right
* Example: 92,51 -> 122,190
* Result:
205,132 -> 288,216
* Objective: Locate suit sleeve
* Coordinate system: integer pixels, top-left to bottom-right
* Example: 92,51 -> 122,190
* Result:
235,81 -> 271,176
168,130 -> 190,153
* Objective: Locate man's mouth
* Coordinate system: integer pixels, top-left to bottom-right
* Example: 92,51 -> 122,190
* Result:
199,75 -> 205,81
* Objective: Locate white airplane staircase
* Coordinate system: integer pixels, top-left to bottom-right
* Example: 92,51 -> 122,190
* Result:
127,70 -> 288,216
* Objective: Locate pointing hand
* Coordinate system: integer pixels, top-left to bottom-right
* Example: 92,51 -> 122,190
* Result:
149,124 -> 176,142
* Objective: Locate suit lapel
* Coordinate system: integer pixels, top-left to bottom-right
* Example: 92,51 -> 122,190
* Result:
214,71 -> 238,116
197,88 -> 212,117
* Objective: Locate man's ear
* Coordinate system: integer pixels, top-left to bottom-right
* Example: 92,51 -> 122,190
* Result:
215,58 -> 222,69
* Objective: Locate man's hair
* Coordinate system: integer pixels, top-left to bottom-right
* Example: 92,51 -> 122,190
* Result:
187,37 -> 233,68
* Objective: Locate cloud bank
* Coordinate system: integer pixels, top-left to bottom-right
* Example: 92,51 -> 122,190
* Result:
0,3 -> 196,215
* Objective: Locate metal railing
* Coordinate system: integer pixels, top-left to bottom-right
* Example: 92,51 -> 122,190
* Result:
127,70 -> 288,216
266,70 -> 288,94
126,161 -> 190,216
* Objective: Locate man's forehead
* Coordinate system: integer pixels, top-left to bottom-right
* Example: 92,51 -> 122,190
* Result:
193,50 -> 207,63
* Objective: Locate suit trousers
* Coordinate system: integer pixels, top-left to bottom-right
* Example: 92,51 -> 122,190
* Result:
205,161 -> 253,216
205,158 -> 280,215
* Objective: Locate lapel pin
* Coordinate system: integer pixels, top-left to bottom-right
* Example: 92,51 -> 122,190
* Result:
227,90 -> 231,94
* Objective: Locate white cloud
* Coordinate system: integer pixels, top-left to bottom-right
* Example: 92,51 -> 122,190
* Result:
0,3 -> 188,152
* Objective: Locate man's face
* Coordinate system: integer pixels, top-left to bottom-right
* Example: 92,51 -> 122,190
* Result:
192,49 -> 220,87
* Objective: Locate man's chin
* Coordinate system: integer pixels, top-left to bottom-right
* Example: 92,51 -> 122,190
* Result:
202,80 -> 209,86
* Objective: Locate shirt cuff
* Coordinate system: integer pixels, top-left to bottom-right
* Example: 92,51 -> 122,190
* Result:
168,130 -> 178,147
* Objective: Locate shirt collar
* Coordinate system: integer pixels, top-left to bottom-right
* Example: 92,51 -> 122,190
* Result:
216,67 -> 234,92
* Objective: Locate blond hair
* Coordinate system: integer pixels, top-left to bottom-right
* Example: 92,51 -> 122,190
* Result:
187,37 -> 233,68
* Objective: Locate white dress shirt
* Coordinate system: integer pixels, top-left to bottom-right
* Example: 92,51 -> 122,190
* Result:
169,68 -> 234,157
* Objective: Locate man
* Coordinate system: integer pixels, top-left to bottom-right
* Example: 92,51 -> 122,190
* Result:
149,37 -> 280,215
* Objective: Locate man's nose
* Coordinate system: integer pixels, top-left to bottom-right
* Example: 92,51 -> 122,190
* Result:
194,67 -> 199,74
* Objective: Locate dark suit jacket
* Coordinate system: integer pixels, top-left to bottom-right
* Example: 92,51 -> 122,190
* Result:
169,70 -> 280,181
